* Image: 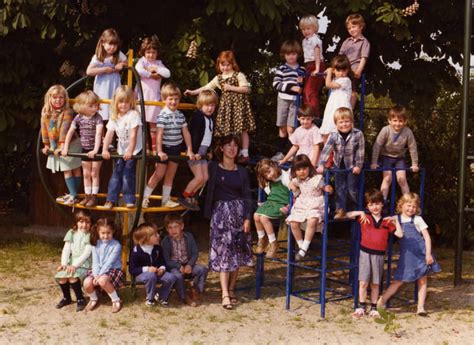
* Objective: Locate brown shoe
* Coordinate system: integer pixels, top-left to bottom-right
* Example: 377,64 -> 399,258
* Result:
85,195 -> 97,207
255,236 -> 269,254
185,294 -> 197,307
79,195 -> 90,206
191,288 -> 201,306
111,299 -> 122,313
103,201 -> 114,209
266,241 -> 280,258
334,208 -> 347,220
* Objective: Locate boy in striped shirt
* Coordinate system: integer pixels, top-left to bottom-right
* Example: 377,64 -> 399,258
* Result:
142,83 -> 195,208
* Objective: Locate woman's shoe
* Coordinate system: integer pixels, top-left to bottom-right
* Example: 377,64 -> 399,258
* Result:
228,290 -> 238,304
222,296 -> 233,310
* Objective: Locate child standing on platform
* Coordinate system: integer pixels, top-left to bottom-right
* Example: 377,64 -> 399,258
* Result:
184,50 -> 256,163
86,28 -> 127,121
84,218 -> 124,313
272,40 -> 306,159
287,154 -> 332,261
62,91 -> 103,207
339,14 -> 370,109
254,159 -> 290,258
346,189 -> 403,318
377,193 -> 441,316
317,107 -> 365,219
161,214 -> 209,307
319,55 -> 352,140
102,85 -> 143,209
135,35 -> 170,152
370,105 -> 419,203
279,105 -> 323,167
129,223 -> 177,307
142,83 -> 194,209
55,210 -> 92,312
299,15 -> 325,118
178,90 -> 218,211
41,85 -> 82,206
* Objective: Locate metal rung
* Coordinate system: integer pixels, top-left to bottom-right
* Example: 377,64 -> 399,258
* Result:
467,155 -> 474,160
465,207 -> 474,212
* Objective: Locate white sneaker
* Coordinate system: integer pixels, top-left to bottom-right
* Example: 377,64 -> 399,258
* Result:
62,195 -> 77,206
271,152 -> 284,162
142,197 -> 150,209
162,199 -> 180,208
56,194 -> 70,203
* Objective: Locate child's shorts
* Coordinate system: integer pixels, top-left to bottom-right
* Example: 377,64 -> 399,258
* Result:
188,145 -> 209,167
81,147 -> 103,162
359,251 -> 384,284
379,155 -> 408,170
276,97 -> 297,128
157,143 -> 184,165
86,269 -> 125,289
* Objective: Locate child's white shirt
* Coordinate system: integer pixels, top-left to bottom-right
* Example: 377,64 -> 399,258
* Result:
106,109 -> 143,155
302,33 -> 324,63
399,215 -> 428,233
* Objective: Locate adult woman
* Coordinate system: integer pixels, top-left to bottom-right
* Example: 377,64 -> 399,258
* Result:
204,134 -> 253,310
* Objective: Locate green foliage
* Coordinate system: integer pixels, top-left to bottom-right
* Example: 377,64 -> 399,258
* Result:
374,308 -> 401,335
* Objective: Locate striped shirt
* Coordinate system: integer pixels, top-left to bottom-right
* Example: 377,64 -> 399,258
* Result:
319,128 -> 365,169
156,107 -> 188,146
273,63 -> 306,101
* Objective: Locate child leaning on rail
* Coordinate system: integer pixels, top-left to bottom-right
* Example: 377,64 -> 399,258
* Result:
346,189 -> 402,318
142,82 -> 195,209
102,85 -> 143,209
178,90 -> 219,211
83,217 -> 124,313
41,84 -> 82,206
370,105 -> 419,205
134,35 -> 170,152
86,28 -> 127,121
55,209 -> 92,312
62,91 -> 104,207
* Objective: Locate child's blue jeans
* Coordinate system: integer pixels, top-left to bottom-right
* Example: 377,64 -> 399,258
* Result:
106,158 -> 137,204
335,170 -> 360,211
170,264 -> 209,300
135,271 -> 177,302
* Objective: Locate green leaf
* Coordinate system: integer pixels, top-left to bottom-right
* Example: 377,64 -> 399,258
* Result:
199,71 -> 208,85
374,318 -> 386,324
377,307 -> 389,320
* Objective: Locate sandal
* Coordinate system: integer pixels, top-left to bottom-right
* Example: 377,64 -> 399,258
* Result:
222,296 -> 233,310
229,290 -> 238,304
352,307 -> 365,318
112,299 -> 122,313
86,299 -> 99,312
417,310 -> 429,317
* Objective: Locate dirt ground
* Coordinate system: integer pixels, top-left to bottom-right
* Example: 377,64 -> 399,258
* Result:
0,224 -> 473,344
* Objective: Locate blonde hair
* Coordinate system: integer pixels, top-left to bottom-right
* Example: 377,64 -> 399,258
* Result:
299,15 -> 319,32
73,90 -> 100,114
255,158 -> 282,189
333,107 -> 354,123
41,84 -> 70,118
396,192 -> 421,215
196,90 -> 218,109
161,82 -> 181,100
388,105 -> 407,121
110,85 -> 136,120
346,13 -> 366,29
95,28 -> 121,64
133,223 -> 158,246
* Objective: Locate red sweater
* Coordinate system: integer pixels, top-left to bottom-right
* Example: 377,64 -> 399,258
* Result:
358,214 -> 395,255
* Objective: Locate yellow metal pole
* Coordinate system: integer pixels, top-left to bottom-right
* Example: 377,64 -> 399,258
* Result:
127,49 -> 133,87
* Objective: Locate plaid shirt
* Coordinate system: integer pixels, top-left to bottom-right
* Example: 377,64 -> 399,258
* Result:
170,237 -> 190,265
319,128 -> 365,169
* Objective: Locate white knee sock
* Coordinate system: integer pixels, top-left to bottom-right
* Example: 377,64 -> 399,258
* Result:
302,240 -> 311,253
268,233 -> 277,243
108,290 -> 120,302
89,291 -> 98,301
144,185 -> 154,198
162,185 -> 172,204
240,149 -> 249,157
257,230 -> 265,239
92,186 -> 99,194
296,239 -> 304,249
84,186 -> 92,194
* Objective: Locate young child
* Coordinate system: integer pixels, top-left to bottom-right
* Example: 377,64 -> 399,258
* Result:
86,28 -> 127,121
161,214 -> 209,307
184,50 -> 256,163
319,55 -> 352,140
299,14 -> 325,118
83,218 -> 124,313
41,85 -> 82,205
178,90 -> 218,211
62,91 -> 103,207
317,107 -> 365,219
129,223 -> 177,307
135,35 -> 170,152
377,193 -> 441,316
287,154 -> 332,261
279,105 -> 323,167
272,40 -> 306,159
102,85 -> 143,209
346,189 -> 403,318
142,83 -> 194,209
254,158 -> 290,258
339,14 -> 370,109
55,209 -> 92,312
370,105 -> 419,203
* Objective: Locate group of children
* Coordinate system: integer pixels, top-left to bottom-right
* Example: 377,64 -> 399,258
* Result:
47,13 -> 440,317
55,210 -> 207,312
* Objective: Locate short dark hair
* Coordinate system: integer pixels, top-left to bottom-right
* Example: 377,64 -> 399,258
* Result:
280,40 -> 303,59
331,54 -> 351,71
213,134 -> 241,163
297,104 -> 315,119
164,213 -> 184,228
290,154 -> 316,179
365,189 -> 384,205
90,217 -> 121,246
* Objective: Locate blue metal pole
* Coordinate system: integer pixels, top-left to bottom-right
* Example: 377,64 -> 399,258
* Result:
285,192 -> 295,310
320,170 -> 330,318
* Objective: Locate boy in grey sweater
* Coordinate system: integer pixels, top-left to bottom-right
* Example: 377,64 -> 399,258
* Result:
370,105 -> 418,202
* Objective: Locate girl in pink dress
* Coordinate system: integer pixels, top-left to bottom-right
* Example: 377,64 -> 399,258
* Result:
286,154 -> 332,261
279,104 -> 323,167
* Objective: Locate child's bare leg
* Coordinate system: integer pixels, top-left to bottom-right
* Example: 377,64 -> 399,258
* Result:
396,170 -> 410,195
192,164 -> 208,194
260,215 -> 275,237
72,167 -> 82,177
279,126 -> 288,138
287,125 -> 294,135
146,163 -> 167,190
416,276 -> 428,313
83,277 -> 95,295
370,283 -> 380,304
380,170 -> 392,200
303,218 -> 318,242
149,122 -> 157,152
162,162 -> 179,204
241,131 -> 249,150
82,161 -> 92,194
350,91 -> 357,109
379,280 -> 404,307
91,161 -> 102,190
185,164 -> 205,194
359,281 -> 369,305
290,222 -> 303,246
